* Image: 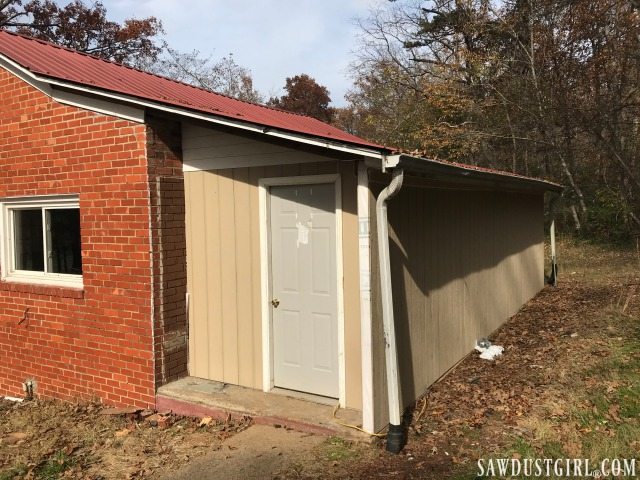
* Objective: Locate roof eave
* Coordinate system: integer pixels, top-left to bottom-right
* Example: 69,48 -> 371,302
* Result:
0,50 -> 564,191
0,51 -> 389,160
383,154 -> 563,193
42,74 -> 390,159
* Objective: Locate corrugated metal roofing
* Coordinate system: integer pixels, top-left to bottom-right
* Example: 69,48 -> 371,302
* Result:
0,30 -> 384,150
442,159 -> 562,188
394,154 -> 563,191
0,30 -> 561,190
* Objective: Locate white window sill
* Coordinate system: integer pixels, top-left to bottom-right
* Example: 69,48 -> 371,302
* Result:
1,273 -> 83,290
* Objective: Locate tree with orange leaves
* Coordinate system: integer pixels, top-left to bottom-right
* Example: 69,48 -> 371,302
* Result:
0,0 -> 162,67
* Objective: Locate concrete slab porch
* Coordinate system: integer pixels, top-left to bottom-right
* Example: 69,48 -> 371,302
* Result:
156,377 -> 369,440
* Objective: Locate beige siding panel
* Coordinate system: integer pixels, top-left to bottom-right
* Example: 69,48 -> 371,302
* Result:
370,179 -> 544,430
233,167 -> 256,388
186,173 -> 210,378
184,173 -> 196,374
218,170 -> 240,384
249,167 -> 265,388
203,171 -> 224,380
340,161 -> 362,410
185,160 -> 362,410
316,161 -> 340,175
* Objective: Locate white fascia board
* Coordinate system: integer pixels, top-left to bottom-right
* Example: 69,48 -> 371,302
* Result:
51,87 -> 144,123
0,54 -> 143,123
262,130 -> 384,160
45,75 -> 385,160
0,52 -> 385,161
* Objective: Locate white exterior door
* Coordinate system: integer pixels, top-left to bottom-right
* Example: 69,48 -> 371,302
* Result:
269,183 -> 339,398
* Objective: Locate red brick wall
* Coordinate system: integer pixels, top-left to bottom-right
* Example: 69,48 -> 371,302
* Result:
146,114 -> 188,386
0,69 -> 156,407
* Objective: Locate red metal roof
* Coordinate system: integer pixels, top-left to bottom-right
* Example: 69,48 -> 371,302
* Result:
0,31 -> 561,190
438,158 -> 561,188
0,30 -> 385,150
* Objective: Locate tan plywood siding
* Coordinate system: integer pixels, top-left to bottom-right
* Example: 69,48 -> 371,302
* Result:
185,161 -> 363,409
369,180 -> 544,430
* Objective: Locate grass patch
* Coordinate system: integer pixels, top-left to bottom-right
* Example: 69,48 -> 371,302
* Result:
322,437 -> 359,462
509,437 -> 537,458
548,236 -> 640,283
618,386 -> 640,418
448,470 -> 479,480
34,451 -> 74,480
500,284 -> 639,474
532,313 -> 638,467
542,441 -> 566,459
0,465 -> 28,480
339,238 -> 640,480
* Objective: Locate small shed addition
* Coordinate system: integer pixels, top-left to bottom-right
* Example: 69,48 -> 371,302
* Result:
0,31 -> 561,436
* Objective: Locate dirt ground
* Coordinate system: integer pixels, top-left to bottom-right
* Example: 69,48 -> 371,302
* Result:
0,401 -> 252,479
1,237 -> 638,479
291,238 -> 640,479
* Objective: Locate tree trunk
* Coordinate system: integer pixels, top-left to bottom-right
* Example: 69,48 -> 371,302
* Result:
570,205 -> 582,231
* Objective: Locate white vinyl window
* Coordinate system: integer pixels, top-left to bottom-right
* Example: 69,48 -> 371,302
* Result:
0,196 -> 82,287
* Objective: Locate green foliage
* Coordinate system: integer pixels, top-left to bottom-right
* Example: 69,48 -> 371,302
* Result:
583,189 -> 635,244
510,437 -> 536,458
542,441 -> 566,459
35,451 -> 74,480
0,465 -> 28,480
322,436 -> 358,462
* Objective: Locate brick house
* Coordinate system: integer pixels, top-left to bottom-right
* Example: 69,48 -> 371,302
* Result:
0,31 -> 560,432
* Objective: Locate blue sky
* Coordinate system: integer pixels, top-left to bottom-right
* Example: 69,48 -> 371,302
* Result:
101,0 -> 387,105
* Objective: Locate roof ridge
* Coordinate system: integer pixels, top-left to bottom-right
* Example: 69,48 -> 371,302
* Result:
0,29 -> 327,124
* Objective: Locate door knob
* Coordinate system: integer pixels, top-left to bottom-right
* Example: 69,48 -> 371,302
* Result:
271,298 -> 280,308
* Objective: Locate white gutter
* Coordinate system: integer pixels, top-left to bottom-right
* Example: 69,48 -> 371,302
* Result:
375,164 -> 405,453
0,53 -> 385,160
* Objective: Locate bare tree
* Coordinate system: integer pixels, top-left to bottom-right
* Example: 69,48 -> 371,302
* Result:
349,0 -> 640,240
147,46 -> 263,103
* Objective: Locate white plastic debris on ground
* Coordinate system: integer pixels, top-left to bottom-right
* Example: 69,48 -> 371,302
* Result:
475,344 -> 504,361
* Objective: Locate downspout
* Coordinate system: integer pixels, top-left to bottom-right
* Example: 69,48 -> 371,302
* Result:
550,219 -> 557,287
375,166 -> 405,453
548,194 -> 560,287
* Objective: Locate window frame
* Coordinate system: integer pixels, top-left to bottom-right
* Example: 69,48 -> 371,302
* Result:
0,195 -> 83,288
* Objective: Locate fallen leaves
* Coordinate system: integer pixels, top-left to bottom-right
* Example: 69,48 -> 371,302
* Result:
199,416 -> 214,427
1,431 -> 28,446
114,428 -> 131,438
0,398 -> 253,479
345,275 -> 639,480
607,404 -> 622,423
100,407 -> 141,416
